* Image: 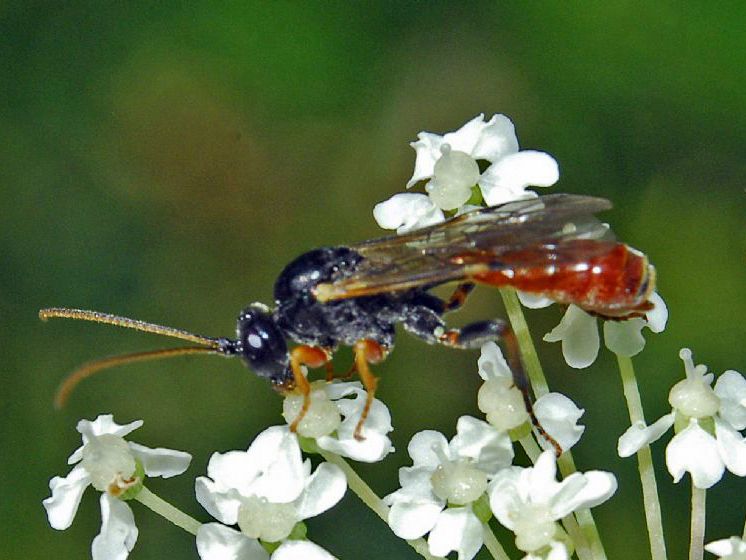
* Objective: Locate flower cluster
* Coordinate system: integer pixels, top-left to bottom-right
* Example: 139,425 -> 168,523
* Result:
196,425 -> 347,559
382,343 -> 606,560
374,113 -> 559,233
618,348 -> 746,489
43,415 -> 192,560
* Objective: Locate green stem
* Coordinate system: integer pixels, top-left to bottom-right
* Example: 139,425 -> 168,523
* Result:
482,522 -> 510,560
500,288 -> 608,560
317,449 -> 439,560
499,288 -> 549,397
689,486 -> 706,560
617,354 -> 668,560
134,486 -> 201,536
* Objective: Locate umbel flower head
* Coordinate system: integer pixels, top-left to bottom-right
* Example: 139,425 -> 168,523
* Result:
618,349 -> 746,489
489,451 -> 617,557
43,414 -> 192,560
282,380 -> 394,463
384,415 -> 514,560
374,113 -> 559,233
195,425 -> 346,559
477,342 -> 585,452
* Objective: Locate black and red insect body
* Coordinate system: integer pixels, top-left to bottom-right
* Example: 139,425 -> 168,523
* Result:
40,194 -> 656,453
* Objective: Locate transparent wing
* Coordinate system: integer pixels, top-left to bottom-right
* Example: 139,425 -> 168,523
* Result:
315,194 -> 615,301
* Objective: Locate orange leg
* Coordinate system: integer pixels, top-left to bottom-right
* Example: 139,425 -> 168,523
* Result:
352,339 -> 387,441
287,345 -> 331,433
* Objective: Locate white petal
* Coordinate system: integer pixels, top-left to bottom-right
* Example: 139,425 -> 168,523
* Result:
385,466 -> 441,504
645,292 -> 668,333
69,416 -> 144,464
128,442 -> 191,478
317,388 -> 394,462
479,151 -> 558,206
666,420 -> 724,488
714,370 -> 746,430
272,540 -> 337,560
524,452 -> 561,505
549,471 -> 617,519
449,416 -> 513,474
617,413 -> 675,457
477,341 -> 512,382
427,507 -> 483,560
316,432 -> 392,463
43,464 -> 91,530
373,193 -> 445,234
78,415 -> 143,438
241,426 -> 306,502
294,462 -> 347,520
543,306 -> 599,369
91,494 -> 138,560
323,380 -> 363,400
603,318 -> 646,357
534,393 -> 585,452
195,476 -> 243,525
516,291 -> 554,309
387,500 -> 443,540
407,132 -> 446,188
705,536 -> 746,557
487,467 -> 523,530
715,418 -> 746,477
407,430 -> 450,467
196,523 -> 268,560
471,114 -> 519,161
441,114 -> 493,156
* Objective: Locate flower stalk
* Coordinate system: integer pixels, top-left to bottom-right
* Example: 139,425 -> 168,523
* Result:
616,354 -> 668,560
500,287 -> 608,560
689,486 -> 706,560
135,486 -> 201,536
481,522 -> 511,560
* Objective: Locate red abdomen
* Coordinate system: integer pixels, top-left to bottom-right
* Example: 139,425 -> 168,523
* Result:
471,239 -> 654,317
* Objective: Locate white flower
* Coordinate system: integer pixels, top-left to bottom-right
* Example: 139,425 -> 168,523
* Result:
372,192 -> 445,234
196,425 -> 346,553
489,451 -> 616,555
197,523 -> 338,560
408,114 -> 559,209
617,349 -> 746,489
383,416 -> 513,560
477,342 -> 585,452
705,536 -> 746,559
283,380 -> 394,463
543,292 -> 668,369
374,114 -> 559,232
43,414 -> 192,560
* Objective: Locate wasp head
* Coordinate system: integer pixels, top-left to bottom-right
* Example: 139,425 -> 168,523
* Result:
236,303 -> 293,387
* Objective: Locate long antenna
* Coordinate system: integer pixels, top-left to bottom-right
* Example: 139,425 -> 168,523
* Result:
54,346 -> 221,408
39,307 -> 222,348
39,307 -> 231,406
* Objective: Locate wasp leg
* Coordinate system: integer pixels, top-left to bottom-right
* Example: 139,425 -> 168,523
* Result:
441,324 -> 562,456
444,282 -> 476,312
352,339 -> 387,441
288,345 -> 332,433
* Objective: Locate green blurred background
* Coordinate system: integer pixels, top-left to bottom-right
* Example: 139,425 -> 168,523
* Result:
2,3 -> 744,559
